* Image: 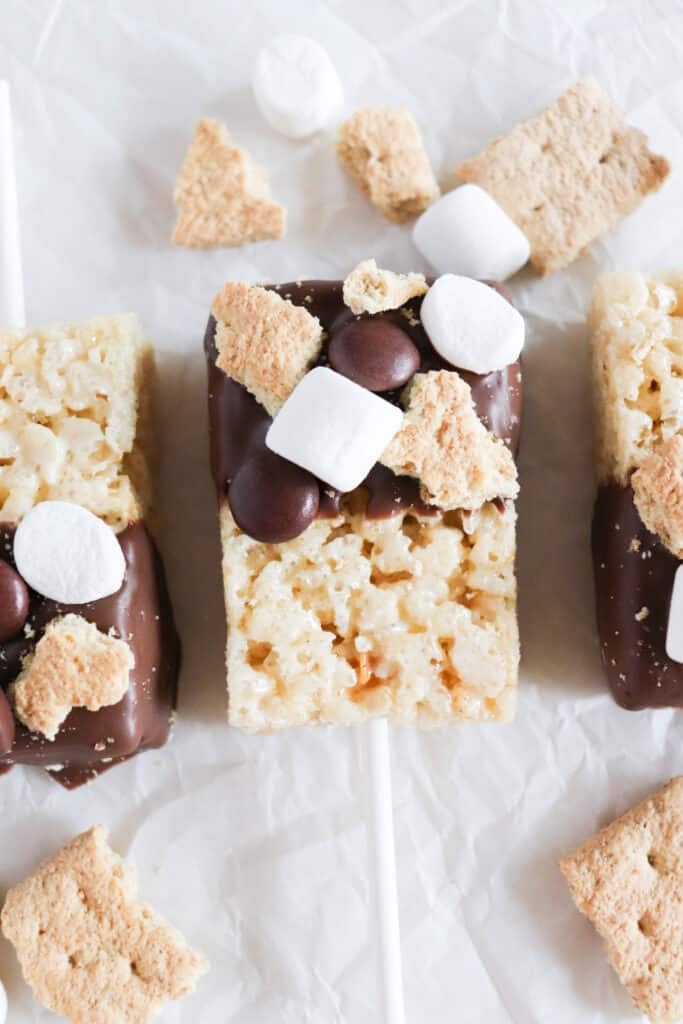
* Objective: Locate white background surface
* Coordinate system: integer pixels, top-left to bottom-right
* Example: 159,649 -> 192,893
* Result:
1,1 -> 683,1021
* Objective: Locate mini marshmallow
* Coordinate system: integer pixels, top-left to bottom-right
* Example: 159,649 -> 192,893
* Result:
0,978 -> 5,1024
413,184 -> 530,281
266,366 -> 403,493
14,501 -> 126,605
252,35 -> 344,140
666,565 -> 683,663
421,274 -> 525,374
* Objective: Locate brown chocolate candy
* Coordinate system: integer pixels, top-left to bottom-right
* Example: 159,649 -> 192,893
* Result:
329,319 -> 420,392
229,449 -> 320,543
0,689 -> 14,755
0,559 -> 29,642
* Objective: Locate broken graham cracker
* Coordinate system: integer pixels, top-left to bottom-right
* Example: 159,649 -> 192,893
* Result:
456,79 -> 669,275
342,259 -> 427,315
1,826 -> 207,1024
560,777 -> 683,1022
172,118 -> 286,248
381,371 -> 519,510
337,107 -> 440,223
632,436 -> 683,558
11,615 -> 133,742
212,282 -> 323,416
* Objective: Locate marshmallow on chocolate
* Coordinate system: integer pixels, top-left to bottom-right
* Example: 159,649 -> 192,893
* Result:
413,184 -> 530,281
421,274 -> 525,374
667,566 -> 683,664
252,35 -> 343,139
266,366 -> 403,492
0,977 -> 6,1024
13,501 -> 126,605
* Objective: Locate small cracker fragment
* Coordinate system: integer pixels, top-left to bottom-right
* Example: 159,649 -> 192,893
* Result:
632,436 -> 683,558
560,777 -> 683,1023
381,371 -> 518,510
172,118 -> 286,248
337,107 -> 440,223
456,79 -> 669,275
12,614 -> 133,741
342,259 -> 428,315
1,825 -> 208,1024
212,282 -> 323,415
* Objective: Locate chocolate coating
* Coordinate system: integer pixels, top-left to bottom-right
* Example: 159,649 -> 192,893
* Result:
592,483 -> 683,709
0,689 -> 14,755
0,522 -> 180,788
205,280 -> 523,541
0,559 -> 29,642
329,319 -> 420,392
229,450 -> 320,542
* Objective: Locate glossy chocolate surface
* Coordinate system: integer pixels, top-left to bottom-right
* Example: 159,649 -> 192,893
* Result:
205,280 -> 523,535
0,522 -> 180,787
592,483 -> 683,709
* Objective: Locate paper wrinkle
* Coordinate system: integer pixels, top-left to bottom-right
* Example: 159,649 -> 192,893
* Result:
1,1 -> 683,1021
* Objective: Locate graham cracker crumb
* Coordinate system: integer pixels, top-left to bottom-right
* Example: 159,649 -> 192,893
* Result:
11,615 -> 133,741
337,108 -> 439,223
212,283 -> 323,416
632,436 -> 683,558
1,826 -> 208,1024
342,260 -> 428,315
456,79 -> 669,275
172,118 -> 286,248
381,371 -> 519,510
560,777 -> 683,1022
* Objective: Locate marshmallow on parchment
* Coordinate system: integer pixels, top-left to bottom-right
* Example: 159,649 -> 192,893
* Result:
413,184 -> 530,281
421,274 -> 525,374
14,501 -> 126,604
266,366 -> 403,492
252,35 -> 344,139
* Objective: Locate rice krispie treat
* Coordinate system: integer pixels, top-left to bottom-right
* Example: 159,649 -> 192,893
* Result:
561,777 -> 683,1022
172,117 -> 286,248
456,79 -> 669,275
1,826 -> 207,1024
0,315 -> 180,787
590,271 -> 683,709
337,108 -> 440,223
205,268 -> 523,732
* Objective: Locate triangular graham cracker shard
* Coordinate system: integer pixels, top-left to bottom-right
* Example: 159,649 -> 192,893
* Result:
172,118 -> 286,248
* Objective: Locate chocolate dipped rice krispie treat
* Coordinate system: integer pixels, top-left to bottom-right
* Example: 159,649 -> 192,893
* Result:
0,315 -> 180,787
205,264 -> 524,731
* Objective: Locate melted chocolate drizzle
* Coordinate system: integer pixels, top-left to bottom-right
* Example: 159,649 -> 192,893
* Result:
0,522 -> 180,787
592,483 -> 683,709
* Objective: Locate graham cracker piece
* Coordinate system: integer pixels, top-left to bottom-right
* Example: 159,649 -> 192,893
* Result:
337,107 -> 440,223
212,282 -> 323,415
11,614 -> 133,741
381,371 -> 518,510
632,436 -> 683,558
560,777 -> 683,1022
456,79 -> 669,275
172,118 -> 286,248
1,826 -> 208,1024
342,259 -> 428,315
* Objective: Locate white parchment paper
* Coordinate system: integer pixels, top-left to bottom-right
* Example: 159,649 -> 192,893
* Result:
2,1 -> 683,1020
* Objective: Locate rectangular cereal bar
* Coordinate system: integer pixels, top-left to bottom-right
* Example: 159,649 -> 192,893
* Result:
205,269 -> 522,731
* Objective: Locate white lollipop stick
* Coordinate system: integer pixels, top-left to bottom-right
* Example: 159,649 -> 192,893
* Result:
362,718 -> 406,1024
0,82 -> 25,328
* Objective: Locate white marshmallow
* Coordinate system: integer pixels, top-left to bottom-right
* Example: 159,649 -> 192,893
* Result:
14,501 -> 126,605
266,367 -> 403,493
666,565 -> 683,663
421,274 -> 525,374
413,184 -> 530,281
0,978 -> 6,1024
252,35 -> 344,140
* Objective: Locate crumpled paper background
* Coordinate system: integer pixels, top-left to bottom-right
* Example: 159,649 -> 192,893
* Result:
2,1 -> 683,1021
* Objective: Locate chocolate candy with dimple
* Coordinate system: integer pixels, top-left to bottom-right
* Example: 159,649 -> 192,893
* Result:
229,449 -> 320,543
329,319 -> 420,392
0,560 -> 29,642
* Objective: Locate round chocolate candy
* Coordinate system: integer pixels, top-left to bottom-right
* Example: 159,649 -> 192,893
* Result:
0,560 -> 29,643
229,449 -> 320,543
329,319 -> 420,392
